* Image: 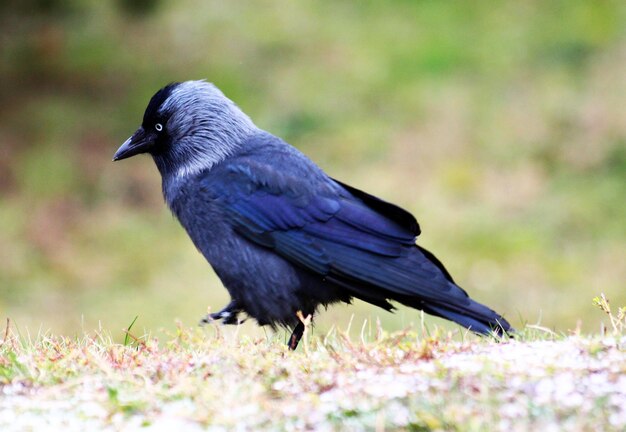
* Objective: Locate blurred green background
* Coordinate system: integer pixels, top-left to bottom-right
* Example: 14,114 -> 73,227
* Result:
1,0 -> 624,341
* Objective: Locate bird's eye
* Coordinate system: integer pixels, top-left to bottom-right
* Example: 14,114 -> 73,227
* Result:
155,123 -> 163,132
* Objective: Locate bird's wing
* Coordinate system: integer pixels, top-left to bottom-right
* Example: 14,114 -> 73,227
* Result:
204,159 -> 460,303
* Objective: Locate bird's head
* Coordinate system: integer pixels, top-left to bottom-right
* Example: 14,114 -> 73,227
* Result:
113,80 -> 256,178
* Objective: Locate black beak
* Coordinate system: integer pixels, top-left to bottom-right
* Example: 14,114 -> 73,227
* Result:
113,127 -> 153,161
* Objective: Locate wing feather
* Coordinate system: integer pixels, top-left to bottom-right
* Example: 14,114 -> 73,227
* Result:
206,161 -> 460,304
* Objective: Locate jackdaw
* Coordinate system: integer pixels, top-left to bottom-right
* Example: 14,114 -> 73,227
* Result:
113,80 -> 512,349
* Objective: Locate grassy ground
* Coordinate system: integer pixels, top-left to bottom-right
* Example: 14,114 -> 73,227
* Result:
1,299 -> 624,431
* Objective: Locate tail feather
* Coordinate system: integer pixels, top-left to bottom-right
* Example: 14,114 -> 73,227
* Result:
424,298 -> 513,336
324,242 -> 513,336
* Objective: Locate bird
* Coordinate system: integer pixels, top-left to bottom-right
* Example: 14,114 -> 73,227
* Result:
113,80 -> 512,349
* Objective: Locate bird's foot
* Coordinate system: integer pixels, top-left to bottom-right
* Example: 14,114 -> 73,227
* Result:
199,301 -> 245,326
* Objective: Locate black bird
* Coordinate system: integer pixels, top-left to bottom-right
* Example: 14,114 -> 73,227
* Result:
113,81 -> 512,349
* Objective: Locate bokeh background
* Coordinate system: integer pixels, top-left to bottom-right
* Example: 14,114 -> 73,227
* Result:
1,0 -> 624,341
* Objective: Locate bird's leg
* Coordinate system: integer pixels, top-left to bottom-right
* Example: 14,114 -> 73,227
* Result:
288,322 -> 305,350
288,311 -> 313,350
199,300 -> 244,325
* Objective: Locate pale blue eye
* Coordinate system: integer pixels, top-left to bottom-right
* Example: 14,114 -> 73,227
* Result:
155,123 -> 163,132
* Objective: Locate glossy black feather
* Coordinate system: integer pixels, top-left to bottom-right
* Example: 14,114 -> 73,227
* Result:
169,132 -> 512,335
142,82 -> 179,127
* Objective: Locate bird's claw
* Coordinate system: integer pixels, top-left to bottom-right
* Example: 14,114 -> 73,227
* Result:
199,307 -> 245,326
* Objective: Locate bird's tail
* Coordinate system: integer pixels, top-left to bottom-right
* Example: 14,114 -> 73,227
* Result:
422,296 -> 513,336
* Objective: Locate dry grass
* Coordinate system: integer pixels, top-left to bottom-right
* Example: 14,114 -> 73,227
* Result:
0,311 -> 624,431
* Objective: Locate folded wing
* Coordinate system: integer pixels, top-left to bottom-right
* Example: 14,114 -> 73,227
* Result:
204,160 -> 511,334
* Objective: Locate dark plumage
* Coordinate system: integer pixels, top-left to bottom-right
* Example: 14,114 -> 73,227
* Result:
114,80 -> 512,349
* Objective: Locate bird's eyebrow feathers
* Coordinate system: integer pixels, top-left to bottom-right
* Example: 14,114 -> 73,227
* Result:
142,82 -> 180,126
